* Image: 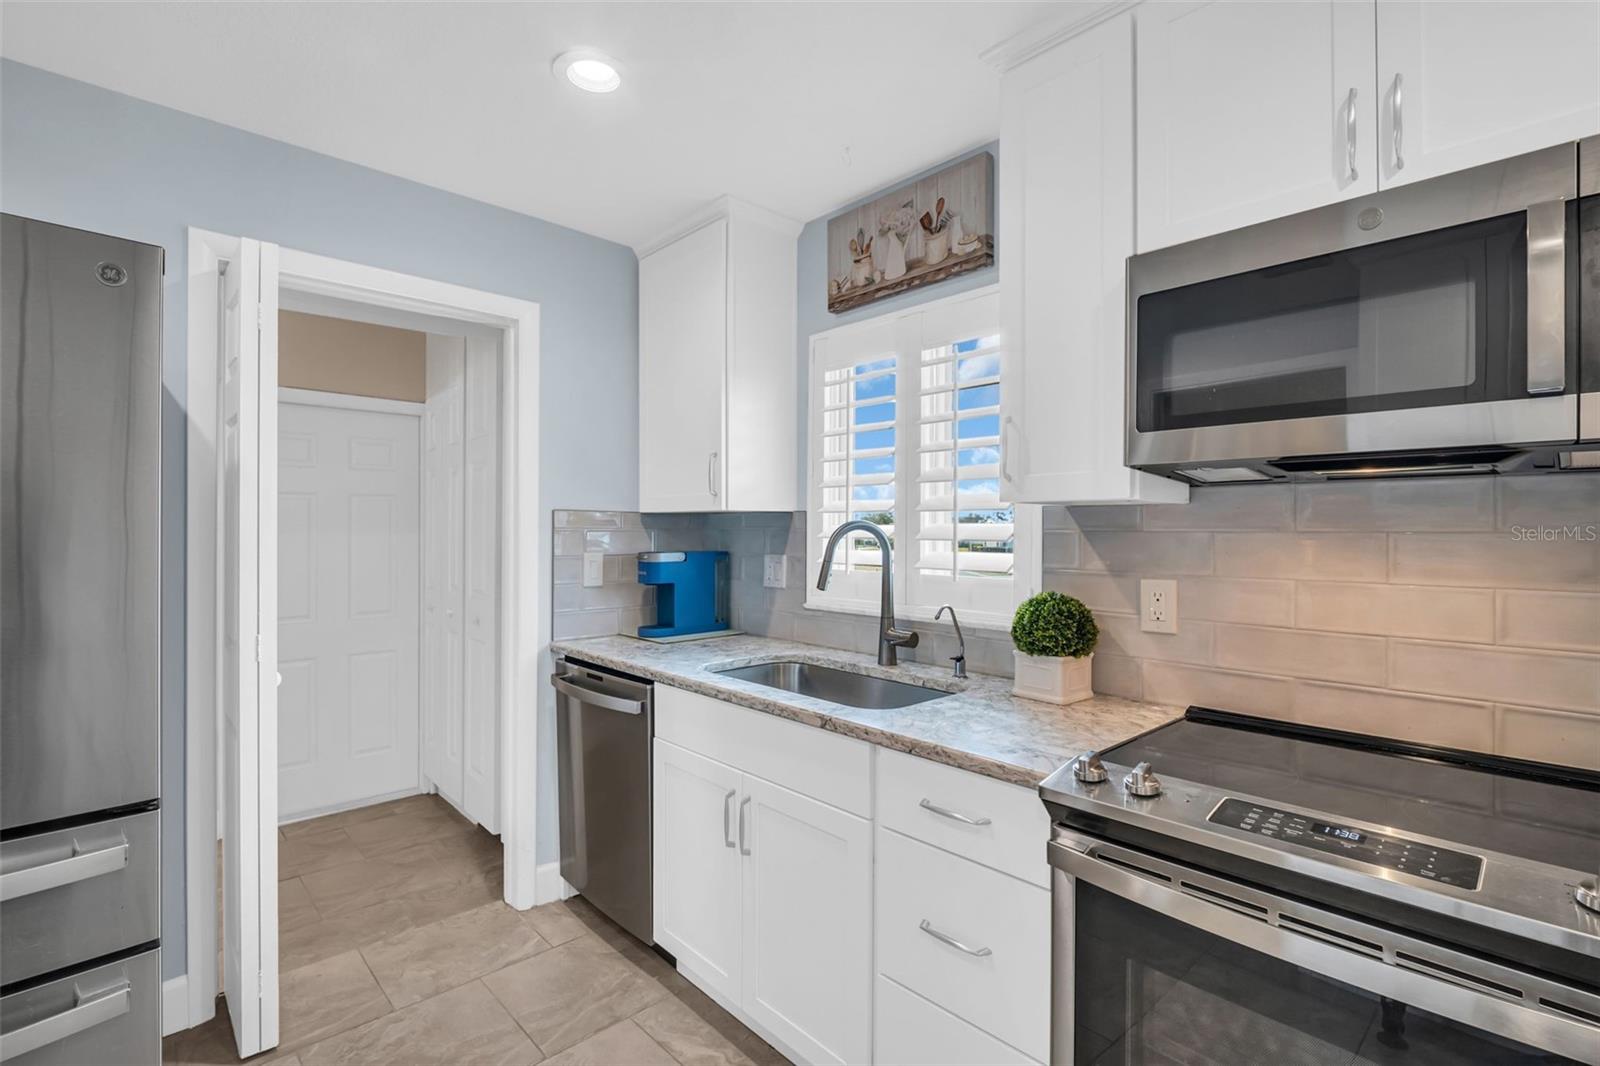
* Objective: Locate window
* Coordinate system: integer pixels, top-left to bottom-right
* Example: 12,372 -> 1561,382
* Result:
808,287 -> 1035,626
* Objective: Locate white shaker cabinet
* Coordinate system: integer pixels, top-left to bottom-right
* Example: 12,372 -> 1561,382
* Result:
997,11 -> 1187,505
638,199 -> 800,513
1134,0 -> 1377,253
1376,0 -> 1600,187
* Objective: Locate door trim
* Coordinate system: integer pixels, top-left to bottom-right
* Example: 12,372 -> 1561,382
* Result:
278,386 -> 424,417
184,229 -> 543,1038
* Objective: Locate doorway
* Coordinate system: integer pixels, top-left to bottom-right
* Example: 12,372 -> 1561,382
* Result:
183,230 -> 544,1057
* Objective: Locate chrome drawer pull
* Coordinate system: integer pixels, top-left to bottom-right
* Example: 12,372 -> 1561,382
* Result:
919,798 -> 991,826
722,789 -> 737,849
0,980 -> 130,1059
919,919 -> 993,957
0,839 -> 128,902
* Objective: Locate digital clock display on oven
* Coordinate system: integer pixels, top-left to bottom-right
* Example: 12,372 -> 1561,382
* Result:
1312,822 -> 1364,843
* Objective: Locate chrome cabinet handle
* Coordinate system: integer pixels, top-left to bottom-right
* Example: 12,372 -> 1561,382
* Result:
0,980 -> 130,1060
738,796 -> 751,856
722,789 -> 737,848
0,839 -> 128,902
919,798 -> 991,826
1343,87 -> 1359,183
1391,73 -> 1405,172
707,451 -> 719,498
919,919 -> 993,957
1000,416 -> 1016,484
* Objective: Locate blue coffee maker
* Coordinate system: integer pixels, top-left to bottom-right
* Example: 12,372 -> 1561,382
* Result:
636,551 -> 731,639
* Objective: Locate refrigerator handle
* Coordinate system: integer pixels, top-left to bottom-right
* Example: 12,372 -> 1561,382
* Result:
0,838 -> 129,902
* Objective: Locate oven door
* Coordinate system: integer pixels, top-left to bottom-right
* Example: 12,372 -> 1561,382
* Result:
1128,143 -> 1580,476
1049,830 -> 1600,1065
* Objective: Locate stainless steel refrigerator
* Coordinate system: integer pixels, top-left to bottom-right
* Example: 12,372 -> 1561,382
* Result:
0,214 -> 163,1064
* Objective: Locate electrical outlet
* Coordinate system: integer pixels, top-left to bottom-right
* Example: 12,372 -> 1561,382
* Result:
1141,579 -> 1178,634
582,551 -> 605,588
763,554 -> 788,589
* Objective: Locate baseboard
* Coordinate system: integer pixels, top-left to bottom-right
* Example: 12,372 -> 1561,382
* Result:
533,861 -> 575,905
161,975 -> 189,1036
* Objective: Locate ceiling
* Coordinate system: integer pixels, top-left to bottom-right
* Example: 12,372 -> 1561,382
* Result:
0,1 -> 1053,249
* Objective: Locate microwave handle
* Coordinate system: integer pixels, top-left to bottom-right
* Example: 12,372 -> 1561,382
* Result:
1525,200 -> 1567,396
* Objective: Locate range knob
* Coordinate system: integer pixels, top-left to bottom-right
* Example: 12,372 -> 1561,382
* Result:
1124,761 -> 1162,798
1071,751 -> 1108,784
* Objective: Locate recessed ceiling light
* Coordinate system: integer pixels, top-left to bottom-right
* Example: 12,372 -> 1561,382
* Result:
553,50 -> 621,94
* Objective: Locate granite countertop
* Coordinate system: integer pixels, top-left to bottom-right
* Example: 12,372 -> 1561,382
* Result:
550,633 -> 1181,789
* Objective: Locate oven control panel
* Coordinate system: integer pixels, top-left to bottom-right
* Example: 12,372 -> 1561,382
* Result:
1208,798 -> 1482,889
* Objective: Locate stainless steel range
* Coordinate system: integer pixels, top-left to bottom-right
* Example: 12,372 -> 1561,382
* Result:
1040,709 -> 1600,1065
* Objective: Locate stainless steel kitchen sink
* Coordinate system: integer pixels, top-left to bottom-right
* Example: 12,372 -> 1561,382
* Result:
713,661 -> 947,709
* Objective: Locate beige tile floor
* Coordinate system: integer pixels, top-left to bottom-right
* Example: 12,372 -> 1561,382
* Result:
166,794 -> 783,1066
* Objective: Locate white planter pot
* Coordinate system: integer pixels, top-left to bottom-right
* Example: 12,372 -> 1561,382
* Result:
1011,651 -> 1094,706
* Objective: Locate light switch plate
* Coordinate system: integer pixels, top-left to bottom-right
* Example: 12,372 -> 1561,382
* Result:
763,554 -> 788,589
1141,579 -> 1178,633
582,551 -> 605,588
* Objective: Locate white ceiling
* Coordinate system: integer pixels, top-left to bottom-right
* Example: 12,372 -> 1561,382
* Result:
1,1 -> 1052,249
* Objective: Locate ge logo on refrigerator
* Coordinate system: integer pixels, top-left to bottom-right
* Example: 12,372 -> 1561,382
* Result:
95,261 -> 128,286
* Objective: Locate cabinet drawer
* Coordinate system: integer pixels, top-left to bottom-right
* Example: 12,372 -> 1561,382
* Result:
875,974 -> 1039,1066
876,828 -> 1050,1062
0,810 -> 160,985
656,685 -> 870,816
876,748 -> 1050,886
0,948 -> 160,1066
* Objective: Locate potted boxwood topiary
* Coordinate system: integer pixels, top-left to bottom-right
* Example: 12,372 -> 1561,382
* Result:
1010,591 -> 1099,705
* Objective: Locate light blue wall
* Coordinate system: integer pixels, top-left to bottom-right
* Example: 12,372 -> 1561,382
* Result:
0,60 -> 640,979
793,142 -> 999,496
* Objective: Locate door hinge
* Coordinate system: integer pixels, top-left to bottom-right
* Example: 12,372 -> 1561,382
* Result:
256,634 -> 264,662
256,306 -> 263,333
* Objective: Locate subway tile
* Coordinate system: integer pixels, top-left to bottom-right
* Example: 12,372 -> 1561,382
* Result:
1061,505 -> 1141,531
1390,640 -> 1600,713
1214,532 -> 1387,581
1078,531 -> 1213,575
552,557 -> 581,586
1496,590 -> 1600,652
1292,682 -> 1493,751
1041,531 -> 1080,571
551,608 -> 621,641
1178,577 -> 1294,627
1389,533 -> 1600,590
1295,583 -> 1493,643
1142,484 -> 1293,531
1295,478 -> 1495,532
1140,662 -> 1294,717
552,530 -> 585,557
741,512 -> 794,528
555,510 -> 624,529
580,582 -> 649,609
1096,614 -> 1214,665
585,528 -> 653,555
553,584 -> 582,613
617,605 -> 651,635
1091,654 -> 1142,699
1495,705 -> 1600,770
964,635 -> 1017,679
1496,473 -> 1600,530
1214,624 -> 1387,686
1040,505 -> 1072,531
1043,572 -> 1140,615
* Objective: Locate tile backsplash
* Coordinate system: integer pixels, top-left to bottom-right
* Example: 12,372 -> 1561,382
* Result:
1043,474 -> 1600,769
552,472 -> 1599,769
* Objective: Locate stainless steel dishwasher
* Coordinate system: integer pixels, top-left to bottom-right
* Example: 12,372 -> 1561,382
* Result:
553,657 -> 654,944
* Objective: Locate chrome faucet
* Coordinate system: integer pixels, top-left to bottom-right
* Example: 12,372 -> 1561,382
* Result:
935,604 -> 967,678
816,520 -> 919,666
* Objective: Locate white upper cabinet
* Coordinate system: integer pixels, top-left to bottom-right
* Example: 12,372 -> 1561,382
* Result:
1376,0 -> 1600,187
638,200 -> 800,513
998,11 -> 1187,504
1135,0 -> 1377,253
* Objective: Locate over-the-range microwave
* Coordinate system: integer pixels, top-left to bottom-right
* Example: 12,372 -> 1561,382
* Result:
1126,136 -> 1599,483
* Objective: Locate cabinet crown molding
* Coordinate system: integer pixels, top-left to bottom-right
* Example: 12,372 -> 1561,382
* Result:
981,0 -> 1140,72
635,195 -> 803,259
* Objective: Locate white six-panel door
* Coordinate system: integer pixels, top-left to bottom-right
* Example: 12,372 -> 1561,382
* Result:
423,336 -> 466,806
277,399 -> 421,821
461,335 -> 500,832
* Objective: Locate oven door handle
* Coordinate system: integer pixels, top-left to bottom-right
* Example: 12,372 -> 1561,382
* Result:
1525,199 -> 1567,396
1048,838 -> 1600,1062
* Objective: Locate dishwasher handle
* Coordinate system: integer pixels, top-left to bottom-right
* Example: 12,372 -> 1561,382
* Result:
552,674 -> 646,715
